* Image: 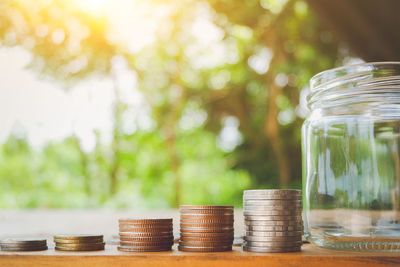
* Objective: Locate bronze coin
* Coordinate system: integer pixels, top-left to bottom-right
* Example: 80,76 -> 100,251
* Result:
119,227 -> 172,233
119,236 -> 174,242
180,222 -> 233,228
55,242 -> 105,248
180,236 -> 234,242
179,241 -> 232,247
180,210 -> 233,215
118,245 -> 171,252
118,223 -> 172,229
1,246 -> 48,251
180,218 -> 234,224
178,245 -> 232,252
55,245 -> 104,251
180,226 -> 233,233
119,241 -> 173,247
0,238 -> 47,246
54,238 -> 103,244
180,214 -> 234,220
119,231 -> 173,236
180,232 -> 233,238
180,205 -> 233,210
53,235 -> 103,241
118,218 -> 172,224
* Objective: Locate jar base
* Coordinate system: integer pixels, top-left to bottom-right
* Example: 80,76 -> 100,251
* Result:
309,236 -> 400,252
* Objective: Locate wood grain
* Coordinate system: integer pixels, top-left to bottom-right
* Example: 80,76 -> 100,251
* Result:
0,243 -> 399,267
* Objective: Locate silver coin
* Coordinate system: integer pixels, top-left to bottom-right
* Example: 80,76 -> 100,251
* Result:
244,235 -> 302,242
245,231 -> 303,237
244,190 -> 301,200
243,215 -> 303,221
244,189 -> 301,196
243,199 -> 302,206
243,204 -> 302,210
243,209 -> 302,216
242,245 -> 301,253
245,225 -> 303,232
243,241 -> 303,247
244,219 -> 303,226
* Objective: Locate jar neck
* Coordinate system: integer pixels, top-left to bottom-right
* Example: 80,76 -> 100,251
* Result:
308,62 -> 400,115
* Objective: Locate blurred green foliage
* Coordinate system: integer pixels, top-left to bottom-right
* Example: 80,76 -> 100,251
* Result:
0,0 -> 351,208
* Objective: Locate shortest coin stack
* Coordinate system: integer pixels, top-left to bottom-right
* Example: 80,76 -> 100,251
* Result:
179,205 -> 234,252
54,235 -> 105,251
118,218 -> 173,252
243,189 -> 303,253
0,238 -> 47,251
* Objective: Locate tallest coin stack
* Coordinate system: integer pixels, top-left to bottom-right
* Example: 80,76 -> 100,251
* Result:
243,189 -> 303,252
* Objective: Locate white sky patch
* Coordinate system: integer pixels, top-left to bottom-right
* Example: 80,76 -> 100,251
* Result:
217,116 -> 243,152
179,103 -> 208,131
0,47 -> 115,151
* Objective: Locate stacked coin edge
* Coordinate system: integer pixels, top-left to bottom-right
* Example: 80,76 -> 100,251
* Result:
0,238 -> 48,251
179,205 -> 234,252
243,189 -> 303,253
118,218 -> 173,252
54,235 -> 105,251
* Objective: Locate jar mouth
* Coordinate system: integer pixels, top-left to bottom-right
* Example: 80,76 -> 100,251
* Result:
308,62 -> 400,110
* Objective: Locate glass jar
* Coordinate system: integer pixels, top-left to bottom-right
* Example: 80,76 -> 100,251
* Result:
302,62 -> 400,251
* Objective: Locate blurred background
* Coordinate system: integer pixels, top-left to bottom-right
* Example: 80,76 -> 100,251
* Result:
0,0 -> 398,210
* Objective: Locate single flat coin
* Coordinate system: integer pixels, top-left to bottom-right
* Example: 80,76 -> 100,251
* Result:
245,225 -> 303,232
243,205 -> 303,211
180,227 -> 233,233
119,241 -> 174,247
244,189 -> 301,196
179,237 -> 234,242
179,241 -> 232,247
180,210 -> 234,216
180,215 -> 233,221
53,238 -> 103,244
56,245 -> 104,251
180,205 -> 233,210
0,246 -> 48,251
243,199 -> 302,206
178,245 -> 232,252
243,209 -> 302,216
119,227 -> 172,233
119,236 -> 174,242
180,232 -> 233,238
0,238 -> 47,245
244,215 -> 303,221
118,245 -> 171,252
244,235 -> 302,242
0,243 -> 47,249
53,235 -> 103,241
243,241 -> 303,247
118,218 -> 172,224
119,231 -> 173,237
180,222 -> 233,228
245,231 -> 303,237
54,242 -> 105,249
244,220 -> 303,226
242,245 -> 301,253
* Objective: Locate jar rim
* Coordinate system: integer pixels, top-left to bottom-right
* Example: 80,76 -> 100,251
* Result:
310,61 -> 400,92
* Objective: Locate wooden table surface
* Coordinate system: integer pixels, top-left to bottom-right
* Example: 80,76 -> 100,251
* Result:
0,243 -> 399,267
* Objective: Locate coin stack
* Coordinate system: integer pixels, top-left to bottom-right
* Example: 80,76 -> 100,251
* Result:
179,205 -> 234,252
0,238 -> 47,251
243,189 -> 303,253
54,235 -> 105,251
118,218 -> 173,252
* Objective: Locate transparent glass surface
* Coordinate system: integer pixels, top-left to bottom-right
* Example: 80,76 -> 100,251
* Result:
302,62 -> 400,251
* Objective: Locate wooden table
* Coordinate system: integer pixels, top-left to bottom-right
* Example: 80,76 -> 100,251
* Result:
0,243 -> 399,267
